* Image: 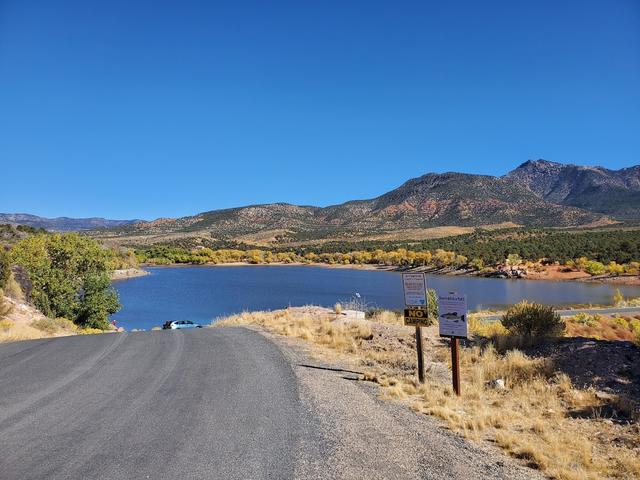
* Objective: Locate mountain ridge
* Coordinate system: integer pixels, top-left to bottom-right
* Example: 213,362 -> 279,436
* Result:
0,213 -> 143,232
505,159 -> 640,219
5,160 -> 638,245
89,159 -> 636,245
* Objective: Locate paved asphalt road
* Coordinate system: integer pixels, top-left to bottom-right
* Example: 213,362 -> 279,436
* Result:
0,328 -> 302,480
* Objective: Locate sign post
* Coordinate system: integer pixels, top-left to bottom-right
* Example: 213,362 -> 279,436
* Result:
402,273 -> 429,383
437,292 -> 467,396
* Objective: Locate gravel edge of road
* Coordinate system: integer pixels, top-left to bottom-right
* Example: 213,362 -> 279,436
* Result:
236,325 -> 545,480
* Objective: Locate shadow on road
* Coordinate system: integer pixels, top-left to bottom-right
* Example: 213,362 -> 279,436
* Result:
297,363 -> 363,376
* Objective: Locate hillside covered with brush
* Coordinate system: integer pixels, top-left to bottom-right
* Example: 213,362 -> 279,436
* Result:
92,159 -> 637,247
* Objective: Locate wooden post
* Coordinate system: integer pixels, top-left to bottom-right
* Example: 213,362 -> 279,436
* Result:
451,337 -> 461,396
415,326 -> 425,383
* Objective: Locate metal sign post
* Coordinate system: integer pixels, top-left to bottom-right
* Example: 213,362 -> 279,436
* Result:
415,327 -> 426,383
451,338 -> 461,396
437,292 -> 467,396
402,273 -> 428,383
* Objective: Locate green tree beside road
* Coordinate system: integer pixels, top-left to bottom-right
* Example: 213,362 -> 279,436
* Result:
75,273 -> 120,329
10,233 -> 120,329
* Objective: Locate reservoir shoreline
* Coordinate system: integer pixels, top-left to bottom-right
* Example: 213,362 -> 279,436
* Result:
138,261 -> 640,286
111,265 -> 640,331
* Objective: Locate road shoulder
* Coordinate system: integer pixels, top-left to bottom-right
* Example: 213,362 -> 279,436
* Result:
240,325 -> 544,480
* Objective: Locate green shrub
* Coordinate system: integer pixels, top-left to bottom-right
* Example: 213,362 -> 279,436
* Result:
469,258 -> 484,270
75,273 -> 119,330
0,249 -> 10,290
502,301 -> 565,337
10,233 -> 120,324
571,312 -> 599,327
584,260 -> 606,276
630,319 -> 640,345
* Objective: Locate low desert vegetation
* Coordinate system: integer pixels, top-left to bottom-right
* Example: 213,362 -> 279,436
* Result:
30,316 -> 77,334
566,312 -> 640,345
501,301 -> 565,338
214,305 -> 640,480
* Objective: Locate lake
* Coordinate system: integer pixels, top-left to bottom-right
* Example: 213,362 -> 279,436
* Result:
110,265 -> 640,331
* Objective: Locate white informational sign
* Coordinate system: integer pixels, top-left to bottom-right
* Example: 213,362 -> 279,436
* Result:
402,273 -> 427,307
438,292 -> 468,338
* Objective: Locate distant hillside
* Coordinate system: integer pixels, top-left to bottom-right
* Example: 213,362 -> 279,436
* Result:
95,161 -> 629,247
0,223 -> 46,247
334,172 -> 601,228
0,213 -> 143,232
505,160 -> 640,220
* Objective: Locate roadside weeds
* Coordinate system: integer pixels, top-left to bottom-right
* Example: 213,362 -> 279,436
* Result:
214,307 -> 640,480
0,295 -> 111,343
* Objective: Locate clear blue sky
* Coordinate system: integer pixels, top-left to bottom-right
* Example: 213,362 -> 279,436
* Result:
1,0 -> 638,219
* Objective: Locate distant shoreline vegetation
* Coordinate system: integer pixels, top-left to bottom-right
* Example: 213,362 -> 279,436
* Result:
134,229 -> 640,278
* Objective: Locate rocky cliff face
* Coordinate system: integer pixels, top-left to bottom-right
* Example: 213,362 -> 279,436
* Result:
321,172 -> 603,228
505,160 -> 640,219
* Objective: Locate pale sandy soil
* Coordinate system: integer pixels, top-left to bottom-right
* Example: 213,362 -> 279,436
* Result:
110,268 -> 150,280
0,296 -> 75,343
587,275 -> 640,286
525,265 -> 592,281
527,266 -> 640,286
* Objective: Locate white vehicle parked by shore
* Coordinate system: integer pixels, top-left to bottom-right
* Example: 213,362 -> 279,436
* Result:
162,320 -> 203,330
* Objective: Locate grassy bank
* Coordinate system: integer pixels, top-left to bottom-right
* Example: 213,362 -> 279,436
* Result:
0,295 -> 111,343
214,307 -> 640,480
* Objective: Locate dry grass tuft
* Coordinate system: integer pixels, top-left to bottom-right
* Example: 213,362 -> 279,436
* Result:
215,309 -> 373,355
368,310 -> 404,326
0,291 -> 13,319
0,318 -> 14,331
468,314 -> 508,337
4,274 -> 24,301
31,317 -> 76,334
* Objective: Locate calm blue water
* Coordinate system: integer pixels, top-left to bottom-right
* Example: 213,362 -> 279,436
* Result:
110,266 -> 640,331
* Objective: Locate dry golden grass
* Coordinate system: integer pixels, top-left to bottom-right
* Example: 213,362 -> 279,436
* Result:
31,317 -> 77,334
0,295 -> 111,343
214,308 -> 640,480
367,310 -> 404,326
0,319 -> 54,343
216,309 -> 373,354
468,314 -> 508,337
3,274 -> 25,301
